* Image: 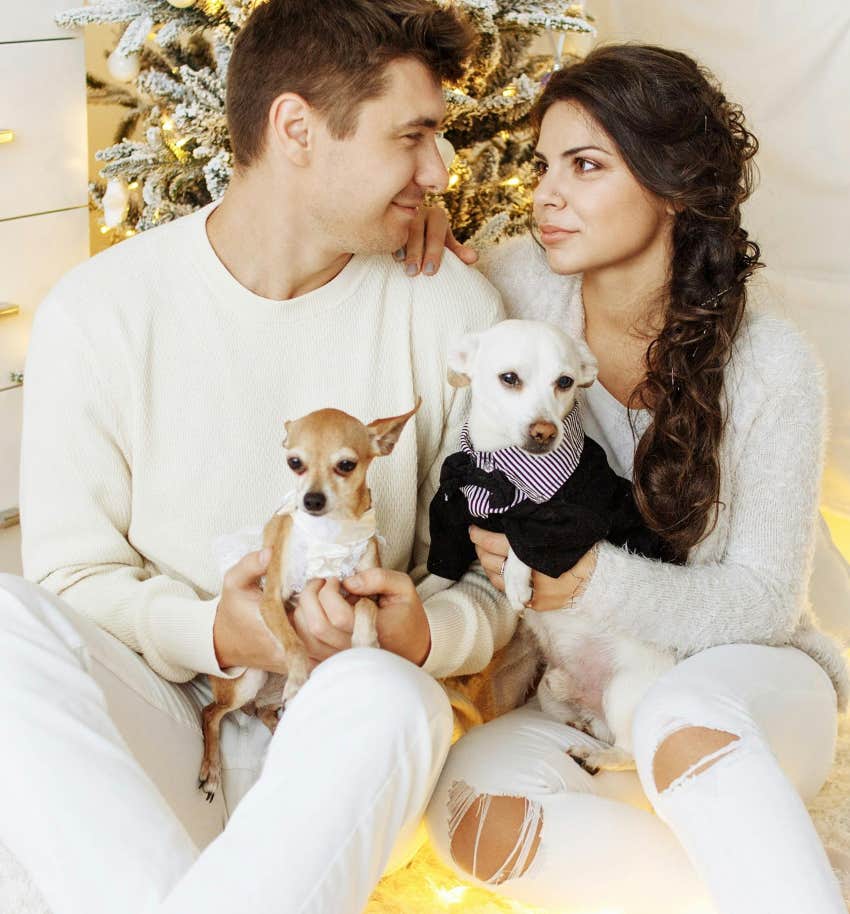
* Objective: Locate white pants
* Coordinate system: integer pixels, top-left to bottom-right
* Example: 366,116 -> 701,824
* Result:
426,642 -> 845,914
0,573 -> 454,914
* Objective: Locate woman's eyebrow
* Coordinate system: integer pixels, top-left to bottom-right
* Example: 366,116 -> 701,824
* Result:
534,145 -> 612,160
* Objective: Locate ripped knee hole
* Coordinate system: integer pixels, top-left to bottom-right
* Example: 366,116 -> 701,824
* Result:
653,727 -> 741,794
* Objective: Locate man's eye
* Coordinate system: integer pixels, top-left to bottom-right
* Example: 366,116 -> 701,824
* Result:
336,460 -> 357,474
556,375 -> 574,390
499,372 -> 521,388
287,456 -> 306,474
404,133 -> 423,143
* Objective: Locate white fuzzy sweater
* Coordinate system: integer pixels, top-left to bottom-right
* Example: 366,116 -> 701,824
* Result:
478,235 -> 850,711
18,202 -> 513,683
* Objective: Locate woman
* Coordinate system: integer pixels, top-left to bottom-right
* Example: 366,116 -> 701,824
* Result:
409,45 -> 849,913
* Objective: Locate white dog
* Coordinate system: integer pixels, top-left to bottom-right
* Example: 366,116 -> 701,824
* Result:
430,319 -> 675,772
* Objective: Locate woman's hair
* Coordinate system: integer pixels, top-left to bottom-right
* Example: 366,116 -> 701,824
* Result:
531,44 -> 762,561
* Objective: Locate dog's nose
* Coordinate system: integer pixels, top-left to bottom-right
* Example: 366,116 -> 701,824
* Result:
303,491 -> 326,513
529,421 -> 558,445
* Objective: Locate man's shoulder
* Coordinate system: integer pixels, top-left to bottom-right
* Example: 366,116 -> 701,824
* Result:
399,250 -> 504,335
37,211 -> 199,327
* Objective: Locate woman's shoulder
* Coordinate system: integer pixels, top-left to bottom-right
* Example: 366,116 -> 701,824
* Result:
728,309 -> 824,396
475,233 -> 583,333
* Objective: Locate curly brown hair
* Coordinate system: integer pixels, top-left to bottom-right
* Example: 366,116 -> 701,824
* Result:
532,44 -> 763,561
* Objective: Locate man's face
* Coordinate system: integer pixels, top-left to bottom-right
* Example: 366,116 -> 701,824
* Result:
307,57 -> 449,255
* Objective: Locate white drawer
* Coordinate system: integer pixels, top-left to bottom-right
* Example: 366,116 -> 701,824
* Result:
0,384 -> 23,513
0,207 -> 90,388
1,1 -> 73,43
0,39 -> 88,221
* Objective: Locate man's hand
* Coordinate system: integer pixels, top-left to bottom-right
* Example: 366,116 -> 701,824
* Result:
344,569 -> 432,666
213,548 -> 290,673
395,205 -> 478,277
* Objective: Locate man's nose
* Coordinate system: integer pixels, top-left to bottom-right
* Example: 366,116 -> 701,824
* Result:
528,421 -> 558,445
416,136 -> 450,194
303,491 -> 326,513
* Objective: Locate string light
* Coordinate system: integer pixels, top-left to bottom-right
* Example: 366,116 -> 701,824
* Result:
448,173 -> 460,188
502,176 -> 522,187
502,86 -> 518,97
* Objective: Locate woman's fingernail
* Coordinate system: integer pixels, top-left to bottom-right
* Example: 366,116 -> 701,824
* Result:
424,261 -> 435,275
346,575 -> 361,588
405,263 -> 418,276
394,248 -> 406,260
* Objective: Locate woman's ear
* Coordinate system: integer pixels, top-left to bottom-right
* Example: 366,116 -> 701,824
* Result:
447,332 -> 480,388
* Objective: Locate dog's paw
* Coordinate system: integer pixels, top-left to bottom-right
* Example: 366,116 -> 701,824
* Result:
568,744 -> 635,775
198,758 -> 221,803
503,551 -> 533,611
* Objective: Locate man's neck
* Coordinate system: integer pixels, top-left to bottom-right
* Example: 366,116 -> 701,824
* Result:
205,169 -> 352,301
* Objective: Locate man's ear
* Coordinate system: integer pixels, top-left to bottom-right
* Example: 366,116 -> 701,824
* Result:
368,398 -> 421,457
281,420 -> 292,447
574,338 -> 599,388
268,93 -> 312,166
447,332 -> 480,388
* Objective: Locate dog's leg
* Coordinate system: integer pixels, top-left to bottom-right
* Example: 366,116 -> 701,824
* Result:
351,537 -> 381,649
503,547 -> 533,611
261,513 -> 311,708
254,672 -> 287,734
199,669 -> 267,801
568,743 -> 635,774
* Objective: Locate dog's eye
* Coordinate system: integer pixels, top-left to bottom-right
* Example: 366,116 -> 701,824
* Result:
556,375 -> 574,390
499,372 -> 521,388
287,456 -> 306,474
335,459 -> 357,475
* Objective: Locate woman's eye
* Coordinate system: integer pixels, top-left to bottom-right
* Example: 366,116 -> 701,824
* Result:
336,460 -> 357,474
532,159 -> 548,178
287,456 -> 306,474
556,375 -> 575,390
499,372 -> 521,388
575,157 -> 599,173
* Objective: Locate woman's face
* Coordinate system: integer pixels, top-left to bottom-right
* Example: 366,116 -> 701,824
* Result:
532,100 -> 675,278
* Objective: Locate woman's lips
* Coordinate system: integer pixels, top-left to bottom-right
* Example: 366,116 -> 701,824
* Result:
392,201 -> 421,217
539,224 -> 579,243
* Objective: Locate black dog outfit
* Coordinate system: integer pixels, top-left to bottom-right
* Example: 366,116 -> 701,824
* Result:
428,404 -> 669,581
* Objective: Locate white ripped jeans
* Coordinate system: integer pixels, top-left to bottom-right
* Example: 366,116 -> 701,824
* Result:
0,573 -> 454,914
426,642 -> 845,914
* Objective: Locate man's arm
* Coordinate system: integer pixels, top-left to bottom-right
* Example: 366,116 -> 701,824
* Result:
20,288 -> 265,683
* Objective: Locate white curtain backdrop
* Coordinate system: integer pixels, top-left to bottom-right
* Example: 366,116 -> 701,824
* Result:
585,1 -> 850,519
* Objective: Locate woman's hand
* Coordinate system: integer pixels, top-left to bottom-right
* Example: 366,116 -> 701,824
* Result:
469,525 -> 598,612
395,205 -> 478,276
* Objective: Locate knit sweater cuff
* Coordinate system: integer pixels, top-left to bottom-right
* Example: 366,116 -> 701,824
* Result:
137,594 -> 248,682
573,540 -> 623,620
420,595 -> 474,678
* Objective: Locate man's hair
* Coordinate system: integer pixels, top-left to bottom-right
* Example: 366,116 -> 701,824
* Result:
226,0 -> 476,168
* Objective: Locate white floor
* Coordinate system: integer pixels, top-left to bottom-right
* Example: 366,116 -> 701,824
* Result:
0,523 -> 22,576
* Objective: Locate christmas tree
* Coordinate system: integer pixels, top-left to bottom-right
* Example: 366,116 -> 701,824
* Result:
57,1 -> 595,246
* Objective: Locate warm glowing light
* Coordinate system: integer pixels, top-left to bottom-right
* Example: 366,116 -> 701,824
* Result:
823,506 -> 850,562
448,173 -> 460,188
124,229 -> 136,237
162,117 -> 174,131
426,879 -> 468,906
129,181 -> 139,189
99,226 -> 109,234
502,86 -> 518,97
502,176 -> 522,186
499,129 -> 510,139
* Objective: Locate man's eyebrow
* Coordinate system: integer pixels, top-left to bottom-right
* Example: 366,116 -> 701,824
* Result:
534,145 -> 612,160
396,117 -> 442,130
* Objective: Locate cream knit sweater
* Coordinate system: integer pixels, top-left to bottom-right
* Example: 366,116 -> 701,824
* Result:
19,202 -> 511,684
477,235 -> 850,711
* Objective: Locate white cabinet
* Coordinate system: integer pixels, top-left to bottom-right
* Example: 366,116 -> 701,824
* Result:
0,8 -> 89,520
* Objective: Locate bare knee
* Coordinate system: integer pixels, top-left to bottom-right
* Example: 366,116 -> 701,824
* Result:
653,726 -> 740,793
447,781 -> 542,884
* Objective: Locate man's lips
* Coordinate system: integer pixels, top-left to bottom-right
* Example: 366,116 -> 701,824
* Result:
538,223 -> 579,242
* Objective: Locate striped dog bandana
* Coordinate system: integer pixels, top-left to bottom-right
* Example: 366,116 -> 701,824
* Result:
459,404 -> 585,518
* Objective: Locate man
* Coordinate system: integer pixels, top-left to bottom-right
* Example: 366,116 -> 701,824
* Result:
0,2 -> 512,912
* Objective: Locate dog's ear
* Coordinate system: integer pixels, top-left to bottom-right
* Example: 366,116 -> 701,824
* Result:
447,333 -> 480,388
281,420 -> 292,448
574,338 -> 599,388
367,398 -> 421,457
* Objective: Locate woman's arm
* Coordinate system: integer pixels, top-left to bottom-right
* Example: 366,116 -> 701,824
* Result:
573,319 -> 827,656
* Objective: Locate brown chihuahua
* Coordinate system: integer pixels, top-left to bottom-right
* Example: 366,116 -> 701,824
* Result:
198,400 -> 420,801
